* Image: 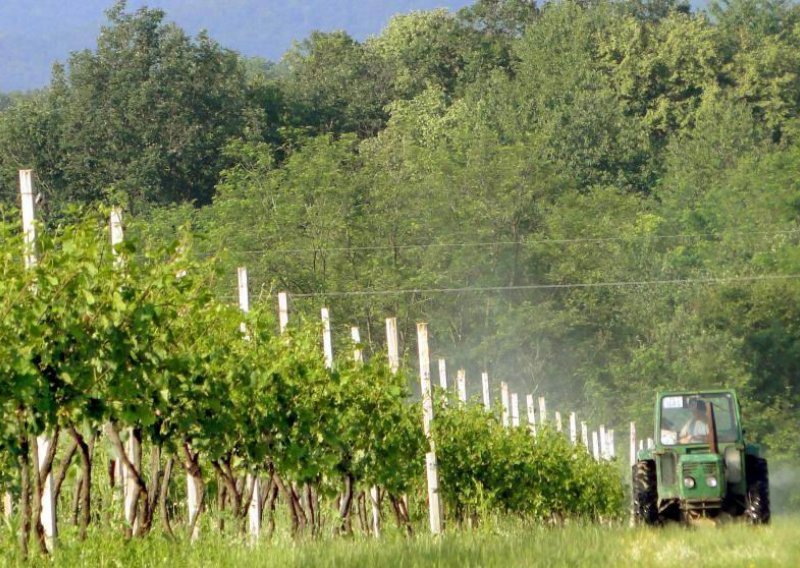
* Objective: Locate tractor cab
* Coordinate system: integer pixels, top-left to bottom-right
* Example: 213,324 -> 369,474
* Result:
633,389 -> 769,525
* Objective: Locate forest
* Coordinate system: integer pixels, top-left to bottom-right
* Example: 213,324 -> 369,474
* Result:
1,0 -> 799,473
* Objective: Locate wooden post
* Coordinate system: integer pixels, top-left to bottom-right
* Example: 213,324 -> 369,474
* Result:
599,425 -> 607,461
386,318 -> 399,374
555,411 -> 563,433
526,395 -> 537,436
351,326 -> 363,364
438,359 -> 448,390
417,323 -> 442,535
500,382 -> 510,428
20,171 -> 56,550
278,292 -> 289,333
569,412 -> 577,445
592,431 -> 600,460
321,308 -> 333,369
538,396 -> 547,425
481,372 -> 490,411
511,393 -> 520,427
581,421 -> 589,449
456,369 -> 467,403
238,268 -> 261,540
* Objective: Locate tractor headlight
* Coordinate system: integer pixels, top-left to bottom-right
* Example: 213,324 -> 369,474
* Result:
706,476 -> 718,488
683,476 -> 696,489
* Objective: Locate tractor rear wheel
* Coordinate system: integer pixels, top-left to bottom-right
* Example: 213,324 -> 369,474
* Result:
632,460 -> 659,525
745,455 -> 770,525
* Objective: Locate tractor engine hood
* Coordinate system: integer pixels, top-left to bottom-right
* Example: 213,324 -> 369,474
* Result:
679,454 -> 726,502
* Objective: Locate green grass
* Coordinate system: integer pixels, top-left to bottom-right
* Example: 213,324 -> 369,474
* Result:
2,516 -> 799,567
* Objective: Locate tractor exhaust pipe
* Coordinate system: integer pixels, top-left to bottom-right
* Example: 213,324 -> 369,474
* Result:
706,401 -> 718,454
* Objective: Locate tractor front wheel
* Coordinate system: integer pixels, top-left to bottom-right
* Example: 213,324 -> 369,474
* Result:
745,455 -> 770,525
633,460 -> 659,526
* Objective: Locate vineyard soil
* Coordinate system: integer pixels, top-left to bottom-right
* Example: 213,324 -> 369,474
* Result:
1,516 -> 799,567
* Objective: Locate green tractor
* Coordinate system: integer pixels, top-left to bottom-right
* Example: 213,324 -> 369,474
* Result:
632,389 -> 770,525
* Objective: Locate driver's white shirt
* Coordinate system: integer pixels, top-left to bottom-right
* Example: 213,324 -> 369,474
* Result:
681,418 -> 708,439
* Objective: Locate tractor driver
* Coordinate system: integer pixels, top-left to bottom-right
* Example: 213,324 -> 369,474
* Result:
679,400 -> 709,443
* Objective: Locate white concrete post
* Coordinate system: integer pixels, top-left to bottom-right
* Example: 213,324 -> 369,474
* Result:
351,326 -> 363,364
592,431 -> 600,460
481,372 -> 491,411
417,323 -> 442,534
385,318 -> 399,374
108,209 -> 125,509
555,411 -> 563,433
438,359 -> 448,390
238,268 -> 261,540
111,210 -> 141,535
346,326 -> 378,537
378,317 -> 402,537
20,170 -> 37,271
511,393 -> 520,427
526,395 -> 537,436
278,292 -> 289,333
2,493 -> 11,520
538,396 -> 547,425
456,369 -> 467,403
607,429 -> 616,459
500,382 -> 510,428
186,457 -> 200,542
21,171 -> 56,550
569,412 -> 577,445
599,425 -> 607,460
581,421 -> 589,449
630,422 -> 637,467
369,486 -> 381,539
647,438 -> 654,450
238,267 -> 250,337
109,211 -> 142,530
321,308 -> 333,369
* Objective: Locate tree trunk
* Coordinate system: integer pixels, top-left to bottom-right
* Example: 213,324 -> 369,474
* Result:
52,436 -> 78,505
271,472 -> 299,535
30,435 -> 47,554
106,424 -> 148,539
265,483 -> 279,537
357,491 -> 369,535
217,471 -> 227,533
68,427 -> 92,540
212,459 -> 241,520
159,457 -> 175,539
17,431 -> 31,559
389,494 -> 413,537
338,474 -> 354,535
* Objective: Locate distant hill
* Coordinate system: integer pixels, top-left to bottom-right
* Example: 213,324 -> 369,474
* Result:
0,0 -> 475,92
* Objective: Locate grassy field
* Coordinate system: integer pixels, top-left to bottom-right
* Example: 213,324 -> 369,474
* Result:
2,516 -> 799,568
